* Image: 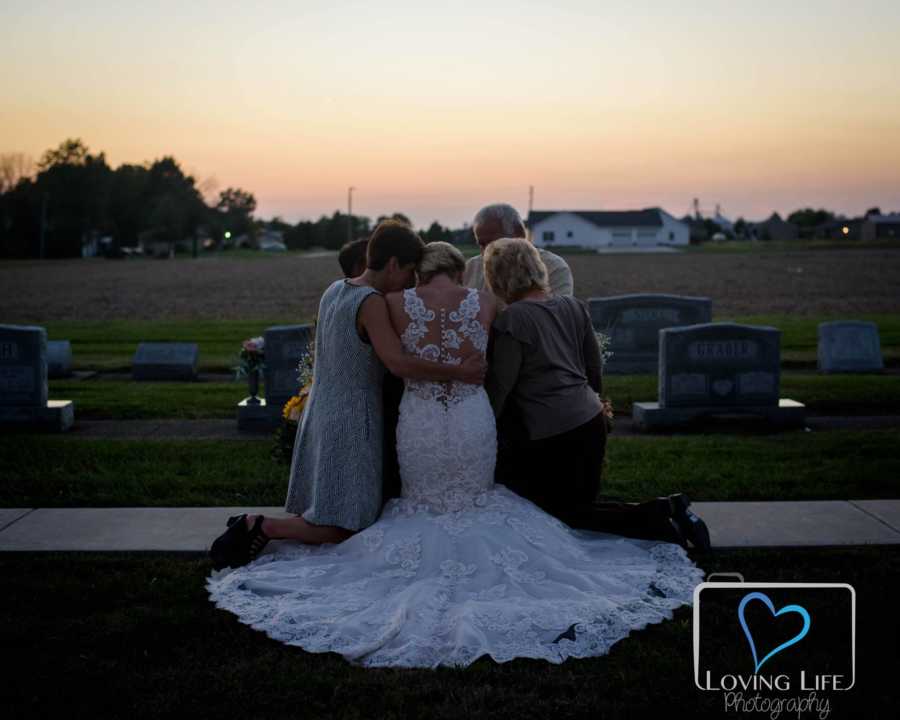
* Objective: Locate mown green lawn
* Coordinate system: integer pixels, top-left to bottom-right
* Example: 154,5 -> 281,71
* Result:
49,378 -> 250,419
714,313 -> 900,366
603,372 -> 900,416
684,238 -> 900,253
3,430 -> 897,507
1,546 -> 894,718
42,314 -> 900,371
48,371 -> 900,420
42,319 -> 298,371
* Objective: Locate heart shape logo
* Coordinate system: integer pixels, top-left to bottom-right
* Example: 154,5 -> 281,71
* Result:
738,592 -> 811,673
712,379 -> 734,396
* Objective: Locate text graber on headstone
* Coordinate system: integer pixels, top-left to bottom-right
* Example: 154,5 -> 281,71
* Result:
660,323 -> 781,408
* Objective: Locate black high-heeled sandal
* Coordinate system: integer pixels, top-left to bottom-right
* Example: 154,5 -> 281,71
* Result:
667,494 -> 712,553
210,514 -> 271,570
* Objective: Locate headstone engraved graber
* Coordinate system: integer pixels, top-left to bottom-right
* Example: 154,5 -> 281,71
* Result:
0,324 -> 74,432
817,321 -> 884,373
47,340 -> 73,378
132,342 -> 199,381
239,324 -> 314,431
632,322 -> 805,430
587,294 -> 712,373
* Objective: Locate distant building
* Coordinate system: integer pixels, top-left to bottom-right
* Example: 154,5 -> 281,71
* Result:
679,215 -> 710,243
861,213 -> 900,242
528,208 -> 689,249
258,229 -> 287,251
813,218 -> 863,241
749,213 -> 799,242
710,210 -> 734,234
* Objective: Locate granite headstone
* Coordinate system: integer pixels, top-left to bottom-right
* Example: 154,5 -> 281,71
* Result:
588,293 -> 713,373
132,342 -> 199,381
817,321 -> 883,373
238,324 -> 314,431
633,322 -> 805,430
47,340 -> 73,378
264,324 -> 314,414
0,324 -> 74,431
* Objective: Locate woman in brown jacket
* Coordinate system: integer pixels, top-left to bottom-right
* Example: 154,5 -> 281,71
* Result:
484,238 -> 710,552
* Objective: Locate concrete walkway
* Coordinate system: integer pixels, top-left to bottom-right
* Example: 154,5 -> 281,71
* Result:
1,500 -> 899,552
59,415 -> 900,439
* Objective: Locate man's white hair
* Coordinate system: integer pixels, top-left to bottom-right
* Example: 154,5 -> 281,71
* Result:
473,203 -> 526,236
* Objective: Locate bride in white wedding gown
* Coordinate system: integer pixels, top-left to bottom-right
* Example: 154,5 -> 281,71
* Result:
206,242 -> 705,669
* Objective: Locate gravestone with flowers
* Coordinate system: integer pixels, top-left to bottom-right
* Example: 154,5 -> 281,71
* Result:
237,324 -> 314,432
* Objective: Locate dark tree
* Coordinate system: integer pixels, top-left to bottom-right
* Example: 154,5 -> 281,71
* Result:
216,187 -> 257,238
30,139 -> 113,257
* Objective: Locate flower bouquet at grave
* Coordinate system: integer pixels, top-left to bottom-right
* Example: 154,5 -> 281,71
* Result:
234,336 -> 266,379
272,344 -> 315,464
594,330 -> 614,366
595,331 -> 615,434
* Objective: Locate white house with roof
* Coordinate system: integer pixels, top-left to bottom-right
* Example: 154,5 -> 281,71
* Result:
528,208 -> 689,249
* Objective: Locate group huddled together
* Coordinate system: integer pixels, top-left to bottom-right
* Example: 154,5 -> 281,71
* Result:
206,202 -> 709,670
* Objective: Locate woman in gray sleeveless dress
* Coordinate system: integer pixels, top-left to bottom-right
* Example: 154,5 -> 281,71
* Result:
284,278 -> 385,531
209,221 -> 487,570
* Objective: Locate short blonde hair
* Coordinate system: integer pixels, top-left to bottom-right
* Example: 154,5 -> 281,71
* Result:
483,238 -> 550,303
417,241 -> 466,284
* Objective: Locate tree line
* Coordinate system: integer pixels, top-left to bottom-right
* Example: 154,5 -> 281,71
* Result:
0,139 -> 465,259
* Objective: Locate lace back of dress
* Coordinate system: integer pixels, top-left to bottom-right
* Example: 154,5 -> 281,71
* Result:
400,288 -> 487,406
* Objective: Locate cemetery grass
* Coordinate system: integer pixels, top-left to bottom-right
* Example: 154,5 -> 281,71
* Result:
47,372 -> 900,419
3,430 -> 898,507
685,237 -> 900,253
40,313 -> 900,372
1,546 -> 895,718
49,379 -> 249,418
41,319 -> 297,371
604,372 -> 900,416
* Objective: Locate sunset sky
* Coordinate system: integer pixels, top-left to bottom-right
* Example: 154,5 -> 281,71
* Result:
2,0 -> 899,227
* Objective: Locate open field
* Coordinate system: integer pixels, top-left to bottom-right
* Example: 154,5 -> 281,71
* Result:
2,546 -> 895,718
3,247 -> 899,322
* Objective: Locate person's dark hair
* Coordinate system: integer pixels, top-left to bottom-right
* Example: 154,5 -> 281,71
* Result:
366,219 -> 425,271
338,238 -> 369,277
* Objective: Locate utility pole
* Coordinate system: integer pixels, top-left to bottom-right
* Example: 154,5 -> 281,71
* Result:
693,197 -> 701,220
527,186 -> 534,241
347,186 -> 355,243
39,192 -> 49,259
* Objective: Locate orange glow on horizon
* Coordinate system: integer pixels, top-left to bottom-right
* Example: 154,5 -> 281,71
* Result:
2,1 -> 899,226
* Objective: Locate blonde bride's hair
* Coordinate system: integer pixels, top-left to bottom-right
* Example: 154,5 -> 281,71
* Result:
417,241 -> 466,284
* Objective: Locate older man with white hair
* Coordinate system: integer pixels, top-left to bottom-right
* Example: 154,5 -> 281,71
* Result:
463,203 -> 574,296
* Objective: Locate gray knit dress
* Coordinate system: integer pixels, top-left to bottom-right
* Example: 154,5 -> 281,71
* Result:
284,279 -> 385,531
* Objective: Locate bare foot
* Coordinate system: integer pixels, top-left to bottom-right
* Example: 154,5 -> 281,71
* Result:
245,514 -> 276,538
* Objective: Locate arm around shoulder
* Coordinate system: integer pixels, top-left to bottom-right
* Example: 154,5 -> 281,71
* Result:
360,293 -> 485,384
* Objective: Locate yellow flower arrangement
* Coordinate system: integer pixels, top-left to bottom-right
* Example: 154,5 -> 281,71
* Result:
282,383 -> 312,422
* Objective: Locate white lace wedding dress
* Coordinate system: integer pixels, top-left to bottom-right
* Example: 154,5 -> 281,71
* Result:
206,287 -> 705,668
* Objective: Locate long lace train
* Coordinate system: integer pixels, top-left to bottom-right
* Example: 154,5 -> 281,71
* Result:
206,485 -> 705,668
